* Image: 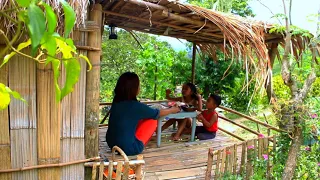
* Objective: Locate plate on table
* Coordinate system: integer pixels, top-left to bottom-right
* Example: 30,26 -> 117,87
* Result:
180,105 -> 196,112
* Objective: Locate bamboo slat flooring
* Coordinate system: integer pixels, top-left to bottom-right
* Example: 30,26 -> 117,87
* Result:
99,124 -> 240,180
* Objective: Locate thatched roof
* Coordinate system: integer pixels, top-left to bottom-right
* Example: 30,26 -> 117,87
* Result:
98,0 -> 319,64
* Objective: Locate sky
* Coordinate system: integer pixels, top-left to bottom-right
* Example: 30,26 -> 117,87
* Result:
158,0 -> 320,51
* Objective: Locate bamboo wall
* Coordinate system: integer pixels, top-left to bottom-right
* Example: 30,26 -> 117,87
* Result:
0,28 -> 90,180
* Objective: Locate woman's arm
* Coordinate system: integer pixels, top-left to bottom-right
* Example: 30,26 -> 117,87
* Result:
159,107 -> 180,117
189,95 -> 202,111
201,113 -> 218,128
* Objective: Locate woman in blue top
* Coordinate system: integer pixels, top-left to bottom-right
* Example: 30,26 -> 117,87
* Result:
106,72 -> 180,155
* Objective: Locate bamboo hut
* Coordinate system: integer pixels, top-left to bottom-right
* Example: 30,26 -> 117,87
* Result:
0,0 -> 319,179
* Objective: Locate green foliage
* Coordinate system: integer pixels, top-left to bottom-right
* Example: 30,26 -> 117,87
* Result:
0,0 -> 91,103
273,75 -> 291,100
187,0 -> 255,17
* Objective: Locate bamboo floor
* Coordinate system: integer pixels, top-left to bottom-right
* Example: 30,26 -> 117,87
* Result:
99,123 -> 240,180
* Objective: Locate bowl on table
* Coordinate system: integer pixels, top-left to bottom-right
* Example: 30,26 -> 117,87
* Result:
180,105 -> 196,112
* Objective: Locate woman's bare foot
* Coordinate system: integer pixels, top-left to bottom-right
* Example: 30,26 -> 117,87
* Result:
171,135 -> 180,141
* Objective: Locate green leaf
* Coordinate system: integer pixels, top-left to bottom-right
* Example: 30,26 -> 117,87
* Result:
41,36 -> 57,64
0,83 -> 10,110
60,59 -> 80,100
27,3 -> 46,56
16,0 -> 31,7
0,40 -> 31,68
60,0 -> 76,38
79,54 -> 92,71
43,3 -> 57,33
51,58 -> 61,101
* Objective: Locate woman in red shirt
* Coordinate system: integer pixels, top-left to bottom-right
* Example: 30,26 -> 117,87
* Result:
196,94 -> 221,140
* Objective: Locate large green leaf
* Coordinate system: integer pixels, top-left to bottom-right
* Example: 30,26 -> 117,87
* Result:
43,3 -> 57,33
0,83 -> 10,110
41,36 -> 57,64
27,4 -> 46,56
60,59 -> 80,100
60,0 -> 76,38
16,0 -> 31,7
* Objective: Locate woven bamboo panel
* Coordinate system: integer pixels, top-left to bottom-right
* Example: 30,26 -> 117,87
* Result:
8,51 -> 37,180
37,63 -> 61,180
60,30 -> 87,180
0,52 -> 12,180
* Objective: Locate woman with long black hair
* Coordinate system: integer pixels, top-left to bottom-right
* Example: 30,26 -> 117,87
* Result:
106,72 -> 180,155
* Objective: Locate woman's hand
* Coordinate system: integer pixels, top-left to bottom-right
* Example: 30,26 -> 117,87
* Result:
171,106 -> 180,114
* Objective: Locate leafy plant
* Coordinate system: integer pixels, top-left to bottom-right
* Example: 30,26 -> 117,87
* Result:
0,83 -> 26,110
0,0 -> 91,109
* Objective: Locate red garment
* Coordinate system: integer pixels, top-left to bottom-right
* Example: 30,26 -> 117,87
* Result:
202,110 -> 218,132
135,119 -> 157,145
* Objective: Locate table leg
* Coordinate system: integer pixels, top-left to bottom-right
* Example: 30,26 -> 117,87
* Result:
157,119 -> 162,147
191,117 -> 197,141
173,121 -> 176,130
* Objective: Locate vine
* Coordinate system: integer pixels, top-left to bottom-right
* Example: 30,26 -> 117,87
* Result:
0,0 -> 91,110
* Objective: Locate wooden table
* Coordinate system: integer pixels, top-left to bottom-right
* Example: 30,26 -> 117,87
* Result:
157,111 -> 197,147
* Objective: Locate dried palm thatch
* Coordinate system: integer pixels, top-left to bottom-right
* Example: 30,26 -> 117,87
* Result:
0,0 -> 89,35
102,0 -> 319,88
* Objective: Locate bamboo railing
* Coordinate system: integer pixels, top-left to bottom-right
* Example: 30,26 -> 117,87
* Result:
205,136 -> 274,180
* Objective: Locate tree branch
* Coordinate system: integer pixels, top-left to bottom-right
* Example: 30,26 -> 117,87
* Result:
280,0 -> 298,98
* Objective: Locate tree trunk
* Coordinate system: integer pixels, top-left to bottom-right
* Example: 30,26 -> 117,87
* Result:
282,127 -> 303,179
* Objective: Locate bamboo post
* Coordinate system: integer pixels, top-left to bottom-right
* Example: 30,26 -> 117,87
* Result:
215,150 -> 221,179
0,51 -> 11,180
205,148 -> 213,180
258,138 -> 263,158
220,149 -> 226,175
98,161 -> 104,180
85,4 -> 102,179
239,141 -> 246,175
233,144 -> 237,174
225,147 -> 229,173
91,163 -> 97,180
246,140 -> 254,180
107,160 -> 113,180
191,42 -> 196,84
115,161 -> 122,180
135,155 -> 143,180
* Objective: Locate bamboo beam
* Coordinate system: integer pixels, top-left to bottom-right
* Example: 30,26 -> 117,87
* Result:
219,116 -> 261,136
218,127 -> 245,141
76,45 -> 101,51
161,10 -> 221,33
125,0 -> 221,32
219,106 -> 287,132
99,100 -> 169,106
102,10 -> 223,39
85,4 -> 103,180
191,42 -> 196,83
0,157 -> 100,173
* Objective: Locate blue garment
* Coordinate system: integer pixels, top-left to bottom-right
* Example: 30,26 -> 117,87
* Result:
106,101 -> 160,155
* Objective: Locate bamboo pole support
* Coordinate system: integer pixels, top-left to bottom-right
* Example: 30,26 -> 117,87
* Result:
135,155 -> 143,180
218,127 -> 245,141
85,3 -> 102,179
107,160 -> 113,180
219,106 -> 287,132
91,163 -> 97,180
0,157 -> 100,173
215,150 -> 221,179
220,149 -> 226,174
219,116 -> 261,135
205,148 -> 213,180
0,52 -> 11,180
233,144 -> 237,174
98,161 -> 104,180
246,140 -> 254,180
239,141 -> 246,175
122,161 -> 130,179
191,42 -> 197,84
